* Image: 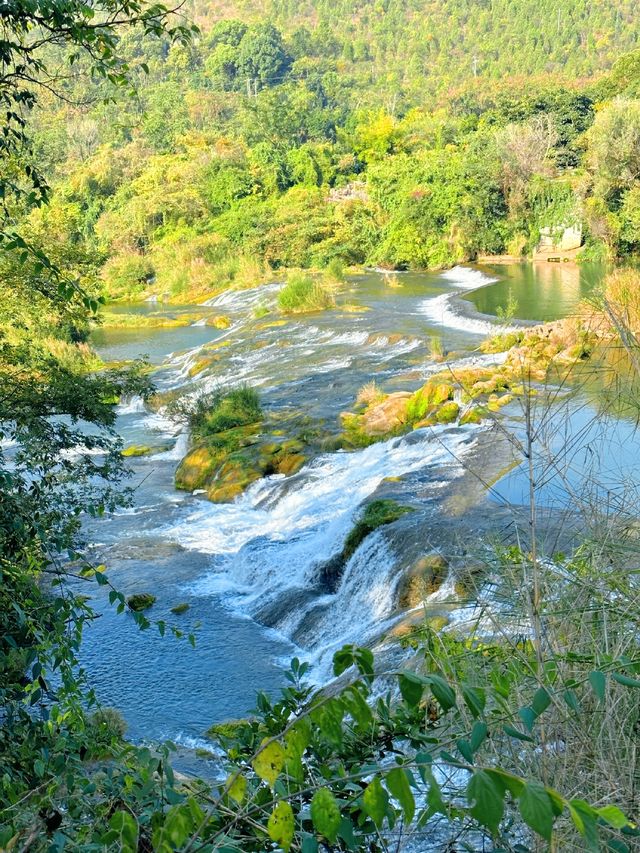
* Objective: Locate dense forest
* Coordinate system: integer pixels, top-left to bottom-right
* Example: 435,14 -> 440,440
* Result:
3,0 -> 640,851
23,0 -> 640,309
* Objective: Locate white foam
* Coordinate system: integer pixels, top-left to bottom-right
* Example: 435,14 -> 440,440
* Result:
421,293 -> 516,336
117,395 -> 146,415
439,265 -> 498,290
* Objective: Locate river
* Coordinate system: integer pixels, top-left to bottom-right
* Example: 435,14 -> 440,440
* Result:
81,260 -> 637,766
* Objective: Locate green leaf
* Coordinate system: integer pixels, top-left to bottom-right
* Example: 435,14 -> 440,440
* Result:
612,672 -> 640,689
107,811 -> 138,852
470,721 -> 488,753
563,689 -> 580,712
301,835 -> 319,853
518,706 -> 536,732
462,685 -> 486,718
226,772 -> 247,804
252,740 -> 285,788
386,767 -> 415,823
518,781 -> 554,841
399,672 -> 424,707
310,788 -> 341,843
597,805 -> 629,830
503,724 -> 534,742
457,739 -> 474,764
429,674 -> 456,711
363,777 -> 389,828
589,670 -> 606,701
268,801 -> 294,852
467,770 -> 504,834
531,687 -> 551,716
569,799 -> 600,851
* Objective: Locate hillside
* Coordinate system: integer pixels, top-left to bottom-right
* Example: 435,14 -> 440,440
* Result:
190,0 -> 640,90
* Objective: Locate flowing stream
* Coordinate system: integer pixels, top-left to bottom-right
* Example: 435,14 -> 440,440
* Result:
82,262 -> 626,757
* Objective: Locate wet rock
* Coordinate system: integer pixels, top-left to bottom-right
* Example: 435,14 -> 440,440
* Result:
361,391 -> 412,435
398,554 -> 448,608
206,314 -> 231,329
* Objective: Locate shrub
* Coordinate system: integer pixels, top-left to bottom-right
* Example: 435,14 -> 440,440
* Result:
171,386 -> 262,440
278,273 -> 336,313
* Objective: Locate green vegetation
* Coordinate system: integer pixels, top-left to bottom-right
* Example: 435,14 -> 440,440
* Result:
126,593 -> 157,612
343,499 -> 414,559
277,272 -> 336,313
172,386 -> 263,441
5,0 -> 640,849
11,1 -> 640,305
171,602 -> 190,615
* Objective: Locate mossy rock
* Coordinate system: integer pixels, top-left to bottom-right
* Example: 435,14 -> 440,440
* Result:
206,314 -> 231,329
206,457 -> 262,503
398,554 -> 448,608
171,602 -> 190,615
122,444 -> 154,458
406,382 -> 454,423
487,393 -> 513,412
470,374 -> 510,396
361,392 -> 412,436
435,401 -> 460,424
195,748 -> 218,759
175,446 -> 220,492
188,356 -> 218,378
275,452 -> 306,476
343,499 -> 414,560
127,593 -> 156,612
460,407 -> 486,425
122,443 -> 171,457
207,719 -> 251,741
413,415 -> 438,429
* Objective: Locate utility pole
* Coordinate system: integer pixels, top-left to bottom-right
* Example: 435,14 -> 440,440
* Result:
246,77 -> 252,98
254,78 -> 259,98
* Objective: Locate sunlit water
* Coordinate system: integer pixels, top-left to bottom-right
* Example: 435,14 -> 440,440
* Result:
80,262 -> 636,755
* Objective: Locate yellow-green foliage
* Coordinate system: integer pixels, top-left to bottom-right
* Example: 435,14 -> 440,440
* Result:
278,273 -> 336,313
405,382 -> 453,422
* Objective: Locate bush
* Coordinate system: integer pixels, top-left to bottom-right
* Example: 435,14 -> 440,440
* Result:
278,273 -> 336,313
172,387 -> 263,440
88,707 -> 128,743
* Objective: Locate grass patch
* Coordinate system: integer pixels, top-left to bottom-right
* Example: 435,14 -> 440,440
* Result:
343,499 -> 414,560
278,273 -> 336,314
172,386 -> 262,441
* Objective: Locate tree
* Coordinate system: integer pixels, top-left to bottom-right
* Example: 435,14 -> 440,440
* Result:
586,98 -> 640,200
237,23 -> 291,87
0,0 -> 194,231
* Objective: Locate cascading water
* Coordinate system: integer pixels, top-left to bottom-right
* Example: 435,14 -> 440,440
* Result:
82,264 -> 606,746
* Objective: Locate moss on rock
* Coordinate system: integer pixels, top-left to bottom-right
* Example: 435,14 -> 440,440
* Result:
171,602 -> 190,615
435,401 -> 460,424
343,499 -> 414,560
398,554 -> 448,608
126,593 -> 156,612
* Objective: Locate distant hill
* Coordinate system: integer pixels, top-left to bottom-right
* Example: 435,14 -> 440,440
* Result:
189,0 -> 639,92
